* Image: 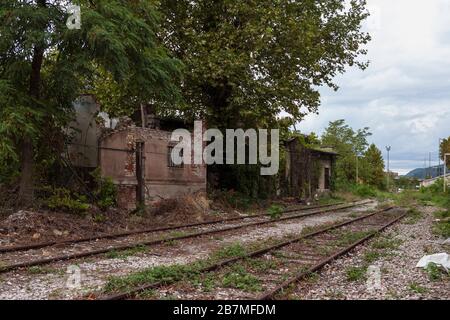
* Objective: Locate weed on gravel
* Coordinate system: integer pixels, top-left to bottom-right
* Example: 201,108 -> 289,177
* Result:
106,245 -> 148,259
221,264 -> 262,292
345,266 -> 368,282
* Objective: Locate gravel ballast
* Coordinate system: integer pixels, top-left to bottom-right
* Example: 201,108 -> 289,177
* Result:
291,206 -> 449,300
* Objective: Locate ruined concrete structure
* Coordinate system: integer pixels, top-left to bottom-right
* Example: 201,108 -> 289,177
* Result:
99,125 -> 207,209
68,95 -> 206,209
284,137 -> 337,199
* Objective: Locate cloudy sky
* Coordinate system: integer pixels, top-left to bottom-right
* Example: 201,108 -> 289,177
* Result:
298,0 -> 450,175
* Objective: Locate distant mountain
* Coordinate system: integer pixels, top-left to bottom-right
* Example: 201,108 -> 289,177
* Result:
405,165 -> 447,179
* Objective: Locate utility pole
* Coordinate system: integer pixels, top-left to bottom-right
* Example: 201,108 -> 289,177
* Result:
438,138 -> 443,177
386,146 -> 391,191
445,153 -> 450,193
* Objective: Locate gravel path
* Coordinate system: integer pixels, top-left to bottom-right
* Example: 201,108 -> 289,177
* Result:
0,203 -> 377,300
291,206 -> 449,300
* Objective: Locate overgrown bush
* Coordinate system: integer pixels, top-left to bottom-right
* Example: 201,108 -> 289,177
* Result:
267,204 -> 284,219
350,184 -> 378,198
91,168 -> 117,211
45,188 -> 90,215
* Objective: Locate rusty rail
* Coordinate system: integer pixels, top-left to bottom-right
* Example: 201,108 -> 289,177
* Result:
0,201 -> 372,274
98,206 -> 395,300
0,201 -> 352,254
257,211 -> 407,300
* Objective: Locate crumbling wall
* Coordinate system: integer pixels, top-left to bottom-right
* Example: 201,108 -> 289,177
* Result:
99,125 -> 206,209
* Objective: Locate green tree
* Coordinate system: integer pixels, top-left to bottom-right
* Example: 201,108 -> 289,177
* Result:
440,137 -> 450,167
0,0 -> 181,205
321,119 -> 372,186
362,144 -> 385,189
158,0 -> 371,128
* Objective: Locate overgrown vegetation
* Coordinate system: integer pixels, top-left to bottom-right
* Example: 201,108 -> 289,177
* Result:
433,210 -> 450,238
41,168 -> 118,215
392,181 -> 449,237
45,188 -> 90,215
425,263 -> 449,282
106,245 -> 148,260
221,264 -> 262,292
409,282 -> 428,294
345,266 -> 367,282
91,168 -> 117,211
103,242 -> 250,293
267,204 -> 284,220
1,0 -> 371,207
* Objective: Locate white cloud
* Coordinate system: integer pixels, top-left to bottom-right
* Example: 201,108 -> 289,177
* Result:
299,0 -> 450,175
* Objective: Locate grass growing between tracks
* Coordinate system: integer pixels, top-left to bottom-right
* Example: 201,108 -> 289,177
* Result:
345,233 -> 403,282
221,264 -> 263,292
101,233 -> 301,295
100,212 -> 390,297
103,242 -> 253,294
106,245 -> 148,259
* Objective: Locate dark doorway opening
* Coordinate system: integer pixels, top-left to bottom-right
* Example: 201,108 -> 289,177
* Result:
324,168 -> 331,190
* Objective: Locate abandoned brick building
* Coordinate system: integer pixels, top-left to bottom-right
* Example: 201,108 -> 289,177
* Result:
284,137 -> 338,199
67,95 -> 206,209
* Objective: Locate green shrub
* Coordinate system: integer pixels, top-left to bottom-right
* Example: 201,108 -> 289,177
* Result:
267,204 -> 284,219
433,211 -> 450,238
345,266 -> 367,282
222,264 -> 262,292
426,263 -> 448,282
91,168 -> 117,211
351,184 -> 378,198
46,188 -> 90,215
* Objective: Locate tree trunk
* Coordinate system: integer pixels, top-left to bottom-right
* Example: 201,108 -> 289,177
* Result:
17,37 -> 45,206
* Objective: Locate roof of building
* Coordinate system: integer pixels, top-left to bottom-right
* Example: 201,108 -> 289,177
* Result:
309,146 -> 339,156
284,137 -> 338,156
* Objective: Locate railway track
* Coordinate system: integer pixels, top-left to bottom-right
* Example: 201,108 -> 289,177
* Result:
0,200 -> 372,274
97,206 -> 405,300
0,201 -> 347,254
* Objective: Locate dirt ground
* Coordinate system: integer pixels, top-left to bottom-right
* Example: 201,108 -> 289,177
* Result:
0,193 -> 241,246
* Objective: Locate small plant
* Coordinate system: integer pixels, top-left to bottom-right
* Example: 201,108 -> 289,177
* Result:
245,258 -> 277,272
371,237 -> 402,250
222,264 -> 262,292
345,266 -> 367,282
92,213 -> 107,223
106,245 -> 147,259
425,263 -> 448,282
190,273 -> 217,292
27,266 -> 61,275
363,251 -> 382,264
433,210 -> 450,238
335,231 -> 372,247
409,282 -> 427,294
212,243 -> 246,260
404,207 -> 423,224
267,204 -> 284,219
104,264 -> 196,292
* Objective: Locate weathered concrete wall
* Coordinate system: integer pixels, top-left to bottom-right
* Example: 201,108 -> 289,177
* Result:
317,159 -> 332,192
99,126 -> 207,209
